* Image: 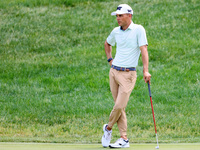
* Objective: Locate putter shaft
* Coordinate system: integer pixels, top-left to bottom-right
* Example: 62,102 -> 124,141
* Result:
147,82 -> 159,148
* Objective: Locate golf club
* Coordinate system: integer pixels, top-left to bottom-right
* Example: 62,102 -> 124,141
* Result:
147,82 -> 159,149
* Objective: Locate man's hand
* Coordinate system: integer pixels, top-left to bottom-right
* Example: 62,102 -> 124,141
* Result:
143,71 -> 151,84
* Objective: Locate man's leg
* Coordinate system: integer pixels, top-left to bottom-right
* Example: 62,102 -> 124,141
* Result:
117,108 -> 127,139
108,71 -> 137,136
109,68 -> 119,102
101,68 -> 117,147
107,68 -> 119,131
108,89 -> 132,134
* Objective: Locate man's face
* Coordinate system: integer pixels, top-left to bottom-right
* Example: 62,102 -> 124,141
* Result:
116,14 -> 131,27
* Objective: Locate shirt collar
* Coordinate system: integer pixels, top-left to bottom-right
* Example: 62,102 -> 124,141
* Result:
128,21 -> 134,30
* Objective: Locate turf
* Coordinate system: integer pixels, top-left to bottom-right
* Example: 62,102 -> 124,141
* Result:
0,0 -> 200,143
0,143 -> 200,150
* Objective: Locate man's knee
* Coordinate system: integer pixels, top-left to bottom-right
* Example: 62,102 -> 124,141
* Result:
113,104 -> 124,112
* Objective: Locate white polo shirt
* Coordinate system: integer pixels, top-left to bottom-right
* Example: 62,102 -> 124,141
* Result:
107,22 -> 148,68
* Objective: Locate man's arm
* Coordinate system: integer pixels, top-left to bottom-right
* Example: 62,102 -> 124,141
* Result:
105,40 -> 113,66
140,45 -> 151,83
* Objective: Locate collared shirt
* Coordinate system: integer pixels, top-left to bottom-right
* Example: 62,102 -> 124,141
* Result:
107,21 -> 148,68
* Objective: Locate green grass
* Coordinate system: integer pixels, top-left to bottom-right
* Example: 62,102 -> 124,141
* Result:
0,143 -> 200,150
0,0 -> 200,143
0,0 -> 112,8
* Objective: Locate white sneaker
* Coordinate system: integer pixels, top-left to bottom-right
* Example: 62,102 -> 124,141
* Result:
109,138 -> 130,148
101,124 -> 112,147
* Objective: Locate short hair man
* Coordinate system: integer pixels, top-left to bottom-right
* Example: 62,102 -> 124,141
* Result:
102,4 -> 151,148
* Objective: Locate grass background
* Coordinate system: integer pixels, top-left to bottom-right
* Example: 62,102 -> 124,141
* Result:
0,0 -> 200,144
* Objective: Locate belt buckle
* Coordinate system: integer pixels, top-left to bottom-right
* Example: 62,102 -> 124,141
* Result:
126,68 -> 130,72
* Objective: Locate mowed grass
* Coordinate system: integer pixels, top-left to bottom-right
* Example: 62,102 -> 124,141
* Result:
0,0 -> 200,143
0,143 -> 200,150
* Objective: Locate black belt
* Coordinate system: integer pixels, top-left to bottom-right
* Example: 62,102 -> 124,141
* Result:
111,65 -> 136,72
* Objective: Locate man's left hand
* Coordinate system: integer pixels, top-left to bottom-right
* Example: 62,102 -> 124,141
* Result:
143,72 -> 151,84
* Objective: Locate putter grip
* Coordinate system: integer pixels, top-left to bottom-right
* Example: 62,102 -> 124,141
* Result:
148,82 -> 152,97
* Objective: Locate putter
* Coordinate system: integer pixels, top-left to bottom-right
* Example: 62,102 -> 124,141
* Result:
147,82 -> 159,149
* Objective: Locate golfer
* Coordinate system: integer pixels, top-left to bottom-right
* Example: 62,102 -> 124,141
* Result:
102,4 -> 151,148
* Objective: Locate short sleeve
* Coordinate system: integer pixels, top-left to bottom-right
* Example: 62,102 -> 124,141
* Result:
106,29 -> 116,46
137,25 -> 148,47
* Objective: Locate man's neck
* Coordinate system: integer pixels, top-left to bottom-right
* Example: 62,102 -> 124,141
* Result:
121,21 -> 132,31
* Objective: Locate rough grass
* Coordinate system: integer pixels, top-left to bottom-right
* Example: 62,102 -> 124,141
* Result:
0,0 -> 199,143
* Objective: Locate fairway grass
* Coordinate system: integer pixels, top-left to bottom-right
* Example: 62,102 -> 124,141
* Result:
0,143 -> 200,150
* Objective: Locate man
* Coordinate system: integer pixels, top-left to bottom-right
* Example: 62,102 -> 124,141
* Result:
101,4 -> 151,148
